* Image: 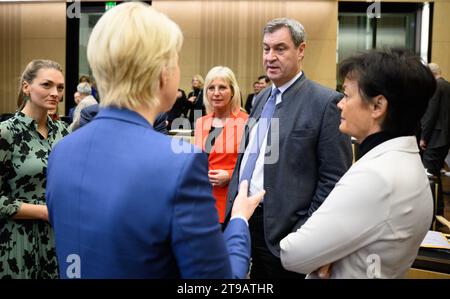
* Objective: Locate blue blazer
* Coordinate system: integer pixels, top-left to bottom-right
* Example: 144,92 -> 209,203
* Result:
47,107 -> 250,279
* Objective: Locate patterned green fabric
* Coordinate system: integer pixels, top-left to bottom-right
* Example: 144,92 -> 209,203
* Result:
0,112 -> 69,278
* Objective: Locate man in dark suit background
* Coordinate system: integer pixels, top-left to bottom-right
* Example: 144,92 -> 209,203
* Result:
245,81 -> 261,114
225,17 -> 352,278
420,62 -> 450,216
245,76 -> 271,114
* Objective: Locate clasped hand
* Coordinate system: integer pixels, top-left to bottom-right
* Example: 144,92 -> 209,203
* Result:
208,169 -> 230,187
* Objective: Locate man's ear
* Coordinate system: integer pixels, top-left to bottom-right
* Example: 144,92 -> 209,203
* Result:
298,42 -> 306,61
371,95 -> 388,120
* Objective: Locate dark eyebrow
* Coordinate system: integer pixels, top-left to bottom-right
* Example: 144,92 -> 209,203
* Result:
263,42 -> 289,48
42,79 -> 64,86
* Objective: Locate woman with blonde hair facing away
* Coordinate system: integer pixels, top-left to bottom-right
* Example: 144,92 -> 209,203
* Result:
46,2 -> 263,278
0,59 -> 69,278
195,66 -> 248,225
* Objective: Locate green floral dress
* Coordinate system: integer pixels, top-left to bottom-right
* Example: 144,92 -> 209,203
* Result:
0,112 -> 69,278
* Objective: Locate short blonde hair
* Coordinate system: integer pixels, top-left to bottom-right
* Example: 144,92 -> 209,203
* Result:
87,2 -> 183,110
203,66 -> 241,114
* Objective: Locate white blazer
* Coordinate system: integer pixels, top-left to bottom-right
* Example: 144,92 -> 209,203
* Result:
280,136 -> 433,278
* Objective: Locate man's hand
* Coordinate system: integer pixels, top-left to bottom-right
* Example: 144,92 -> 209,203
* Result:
420,139 -> 427,151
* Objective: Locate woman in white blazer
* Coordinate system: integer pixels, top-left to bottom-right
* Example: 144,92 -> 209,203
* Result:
280,48 -> 437,278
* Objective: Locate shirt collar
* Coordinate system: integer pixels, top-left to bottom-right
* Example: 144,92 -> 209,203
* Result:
16,111 -> 57,135
273,70 -> 303,94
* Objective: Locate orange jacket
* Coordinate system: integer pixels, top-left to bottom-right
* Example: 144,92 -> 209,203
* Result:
194,111 -> 248,223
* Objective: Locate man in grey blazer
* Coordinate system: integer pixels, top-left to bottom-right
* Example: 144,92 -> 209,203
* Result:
224,18 -> 352,278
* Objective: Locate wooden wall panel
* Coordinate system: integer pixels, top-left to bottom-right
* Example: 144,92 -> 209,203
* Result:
154,0 -> 338,105
0,4 -> 21,114
0,2 -> 65,115
431,0 -> 450,79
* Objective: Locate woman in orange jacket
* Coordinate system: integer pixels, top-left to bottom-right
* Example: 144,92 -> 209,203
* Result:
195,66 -> 248,224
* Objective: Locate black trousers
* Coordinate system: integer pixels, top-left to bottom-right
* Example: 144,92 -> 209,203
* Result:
249,206 -> 305,279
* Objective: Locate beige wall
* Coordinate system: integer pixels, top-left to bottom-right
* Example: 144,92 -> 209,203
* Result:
0,0 -> 449,114
432,0 -> 450,79
0,2 -> 66,115
154,0 -> 338,103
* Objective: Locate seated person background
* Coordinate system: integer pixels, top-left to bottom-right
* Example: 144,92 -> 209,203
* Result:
69,82 -> 97,131
280,48 -> 437,278
46,2 -> 264,279
68,91 -> 81,123
166,88 -> 188,129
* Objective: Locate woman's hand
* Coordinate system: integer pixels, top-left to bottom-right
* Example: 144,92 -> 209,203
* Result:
314,263 -> 332,279
208,169 -> 230,187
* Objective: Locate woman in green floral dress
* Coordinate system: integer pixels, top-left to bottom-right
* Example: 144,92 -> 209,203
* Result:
0,60 -> 69,278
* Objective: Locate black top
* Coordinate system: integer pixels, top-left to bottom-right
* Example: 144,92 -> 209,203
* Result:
204,126 -> 223,155
358,131 -> 393,159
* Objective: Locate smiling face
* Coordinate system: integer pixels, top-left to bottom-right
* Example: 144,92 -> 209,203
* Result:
337,78 -> 377,143
206,78 -> 233,114
22,68 -> 64,112
263,27 -> 305,87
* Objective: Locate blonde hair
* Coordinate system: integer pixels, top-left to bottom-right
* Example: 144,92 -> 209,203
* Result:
203,66 -> 241,114
17,59 -> 63,110
87,2 -> 183,110
192,74 -> 204,87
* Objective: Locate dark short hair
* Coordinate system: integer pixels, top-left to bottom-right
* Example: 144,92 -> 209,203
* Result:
258,75 -> 270,83
263,18 -> 305,47
338,48 -> 436,137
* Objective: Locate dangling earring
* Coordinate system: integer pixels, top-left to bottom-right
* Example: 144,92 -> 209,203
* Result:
24,93 -> 30,102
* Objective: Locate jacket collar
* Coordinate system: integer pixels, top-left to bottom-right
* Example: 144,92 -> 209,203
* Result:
253,73 -> 307,121
358,136 -> 419,162
94,106 -> 154,130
